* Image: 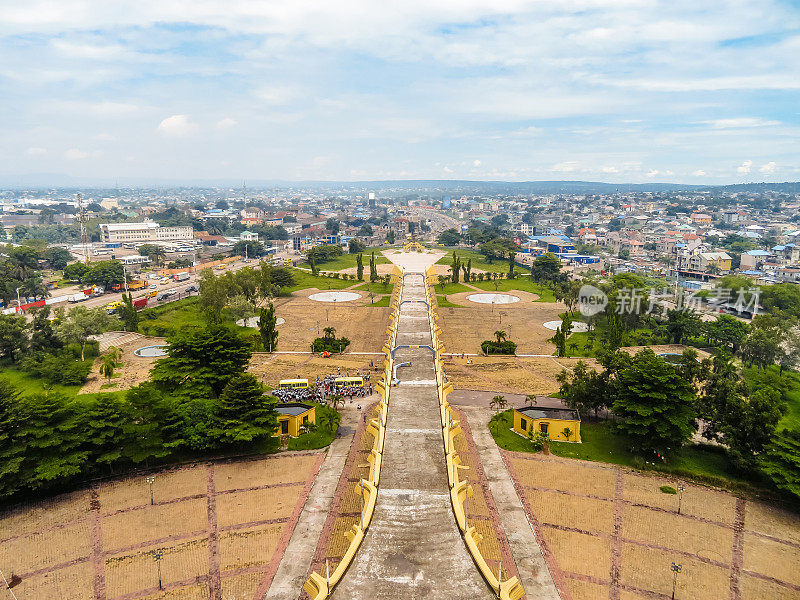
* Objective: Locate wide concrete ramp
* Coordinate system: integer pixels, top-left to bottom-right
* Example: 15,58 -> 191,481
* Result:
332,261 -> 491,599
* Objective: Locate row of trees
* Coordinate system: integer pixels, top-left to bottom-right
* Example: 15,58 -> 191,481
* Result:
0,323 -> 280,501
63,260 -> 126,288
557,348 -> 799,499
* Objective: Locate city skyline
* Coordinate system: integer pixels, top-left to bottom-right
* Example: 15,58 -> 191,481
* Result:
1,0 -> 799,184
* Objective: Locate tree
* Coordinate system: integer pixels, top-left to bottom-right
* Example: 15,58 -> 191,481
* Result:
323,326 -> 336,339
0,380 -> 24,496
151,324 -> 253,398
531,253 -> 563,286
84,395 -> 125,468
100,354 -> 117,382
489,395 -> 505,412
703,315 -> 749,353
121,384 -> 183,464
63,262 -> 89,281
759,429 -> 800,500
44,247 -> 73,270
214,374 -> 277,447
462,258 -> 472,283
450,252 -> 460,284
494,330 -> 507,343
30,307 -> 61,353
524,394 -> 537,407
198,270 -> 230,322
326,218 -> 340,234
119,292 -> 139,332
259,302 -> 279,352
664,308 -> 701,344
216,199 -> 229,210
232,240 -> 264,258
611,349 -> 697,457
0,314 -> 29,362
369,252 -> 378,283
350,238 -> 366,254
438,228 -> 461,246
138,244 -> 167,266
741,327 -> 783,369
81,261 -> 125,287
55,306 -> 115,361
508,251 -> 516,277
387,229 -> 396,244
357,224 -> 373,237
356,253 -> 364,281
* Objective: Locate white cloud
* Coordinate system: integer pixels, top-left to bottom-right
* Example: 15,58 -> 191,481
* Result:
443,166 -> 453,173
93,132 -> 115,141
601,166 -> 619,174
216,117 -> 238,130
25,147 -> 47,156
737,160 -> 753,174
472,159 -> 481,167
645,169 -> 659,178
760,161 -> 777,174
551,161 -> 579,172
156,115 -> 198,137
703,118 -> 781,129
692,170 -> 706,176
64,148 -> 99,160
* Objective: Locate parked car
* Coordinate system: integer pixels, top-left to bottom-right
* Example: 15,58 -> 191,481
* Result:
149,283 -> 157,290
185,284 -> 198,293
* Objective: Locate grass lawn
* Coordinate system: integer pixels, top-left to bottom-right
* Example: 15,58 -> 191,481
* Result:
302,250 -> 390,272
437,295 -> 464,308
287,404 -> 340,450
352,281 -> 395,293
429,282 -> 473,295
436,249 -> 530,274
139,296 -> 206,336
365,295 -> 391,307
469,278 -> 556,302
283,268 -> 357,293
0,367 -> 127,404
744,366 -> 800,433
489,410 -> 763,491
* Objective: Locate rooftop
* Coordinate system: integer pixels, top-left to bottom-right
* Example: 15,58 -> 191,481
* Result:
516,406 -> 581,421
275,402 -> 314,416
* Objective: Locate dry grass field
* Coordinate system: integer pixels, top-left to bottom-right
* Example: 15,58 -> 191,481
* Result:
503,453 -> 800,600
271,291 -> 390,353
248,353 -> 382,389
0,454 -> 324,600
444,355 -> 596,396
438,300 -> 566,355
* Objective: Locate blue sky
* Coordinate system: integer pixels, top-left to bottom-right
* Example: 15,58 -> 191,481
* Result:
1,0 -> 799,183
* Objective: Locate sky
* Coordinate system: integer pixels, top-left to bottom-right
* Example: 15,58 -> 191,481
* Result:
1,0 -> 799,184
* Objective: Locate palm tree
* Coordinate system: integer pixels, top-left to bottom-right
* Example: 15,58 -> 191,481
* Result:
330,394 -> 345,410
490,395 -> 505,412
323,326 -> 336,340
494,330 -> 507,343
100,354 -> 116,382
524,394 -> 537,407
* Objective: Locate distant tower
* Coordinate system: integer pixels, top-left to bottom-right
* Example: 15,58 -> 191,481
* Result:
242,181 -> 248,207
77,193 -> 90,264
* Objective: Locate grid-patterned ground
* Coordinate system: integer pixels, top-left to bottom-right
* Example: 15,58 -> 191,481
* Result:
0,454 -> 324,600
450,407 -> 520,583
503,452 -> 800,600
305,402 -> 381,590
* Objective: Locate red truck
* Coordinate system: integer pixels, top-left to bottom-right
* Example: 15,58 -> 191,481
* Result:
133,296 -> 149,309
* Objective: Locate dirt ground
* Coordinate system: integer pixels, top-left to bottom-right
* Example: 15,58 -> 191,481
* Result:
444,355 -> 596,396
81,335 -> 166,394
0,454 -> 323,600
438,301 -> 567,355
504,453 -> 800,600
249,353 -> 382,388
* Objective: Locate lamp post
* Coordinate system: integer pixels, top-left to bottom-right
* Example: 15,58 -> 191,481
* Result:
146,476 -> 155,506
670,562 -> 682,600
152,549 -> 164,590
15,287 -> 21,311
677,484 -> 686,515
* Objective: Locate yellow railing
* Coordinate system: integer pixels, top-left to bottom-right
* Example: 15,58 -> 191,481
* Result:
425,269 -> 525,600
301,271 -> 401,598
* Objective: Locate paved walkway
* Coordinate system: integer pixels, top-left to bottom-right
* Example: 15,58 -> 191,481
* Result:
265,409 -> 359,600
332,257 -> 492,599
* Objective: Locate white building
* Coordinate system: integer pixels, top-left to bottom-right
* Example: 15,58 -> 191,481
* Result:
240,231 -> 259,241
99,222 -> 193,244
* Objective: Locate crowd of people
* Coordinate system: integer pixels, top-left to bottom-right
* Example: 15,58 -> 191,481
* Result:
272,363 -> 378,405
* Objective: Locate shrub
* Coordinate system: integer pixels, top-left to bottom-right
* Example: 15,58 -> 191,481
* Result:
312,336 -> 351,353
660,485 -> 678,494
480,340 -> 517,355
21,352 -> 93,385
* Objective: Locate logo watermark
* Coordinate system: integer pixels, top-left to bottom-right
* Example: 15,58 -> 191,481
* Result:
578,285 -> 608,316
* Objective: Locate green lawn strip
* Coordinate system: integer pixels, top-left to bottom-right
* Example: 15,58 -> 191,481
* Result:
0,367 -> 127,403
283,269 -> 356,293
428,282 -> 473,295
436,249 -> 531,274
287,404 -> 340,450
489,410 -> 765,492
351,281 -> 395,293
437,295 -> 464,308
301,251 -> 390,272
364,296 -> 391,307
469,278 -> 556,302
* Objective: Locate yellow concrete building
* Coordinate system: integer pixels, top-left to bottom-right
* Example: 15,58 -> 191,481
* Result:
513,406 -> 581,442
275,403 -> 316,437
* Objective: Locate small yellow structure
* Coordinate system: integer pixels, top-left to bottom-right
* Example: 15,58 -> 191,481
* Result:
513,406 -> 581,442
275,403 -> 316,437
